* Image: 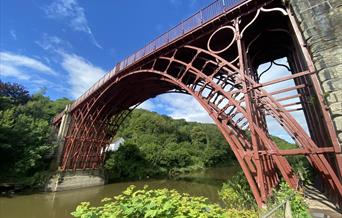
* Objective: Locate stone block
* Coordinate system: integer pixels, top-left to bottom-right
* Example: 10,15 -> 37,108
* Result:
326,90 -> 342,104
311,1 -> 332,17
329,102 -> 342,116
292,0 -> 311,13
311,42 -> 340,55
322,78 -> 342,92
314,54 -> 342,71
317,64 -> 342,82
333,116 -> 342,132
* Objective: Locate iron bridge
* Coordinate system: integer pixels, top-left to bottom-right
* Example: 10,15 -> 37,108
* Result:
53,0 -> 342,207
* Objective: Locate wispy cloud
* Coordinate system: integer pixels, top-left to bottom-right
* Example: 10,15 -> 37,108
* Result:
60,52 -> 106,98
169,0 -> 198,8
10,30 -> 17,40
0,51 -> 56,76
43,0 -> 102,49
34,33 -> 105,99
35,34 -> 72,52
0,51 -> 67,93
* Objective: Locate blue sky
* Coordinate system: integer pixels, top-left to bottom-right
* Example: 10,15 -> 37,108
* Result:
1,0 -> 212,99
0,0 -> 308,141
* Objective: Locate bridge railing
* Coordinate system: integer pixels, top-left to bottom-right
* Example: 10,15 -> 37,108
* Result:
54,0 -> 244,122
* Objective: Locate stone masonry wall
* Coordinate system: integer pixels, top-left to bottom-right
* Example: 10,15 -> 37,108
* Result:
290,0 -> 342,142
46,169 -> 105,192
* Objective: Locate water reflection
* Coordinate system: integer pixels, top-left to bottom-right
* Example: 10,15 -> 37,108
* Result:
0,166 -> 239,218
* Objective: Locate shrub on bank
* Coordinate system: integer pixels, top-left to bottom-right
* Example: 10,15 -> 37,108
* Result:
71,185 -> 260,218
71,185 -> 226,218
71,179 -> 310,218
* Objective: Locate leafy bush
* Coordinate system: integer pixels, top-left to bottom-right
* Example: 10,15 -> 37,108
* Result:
218,172 -> 257,210
71,185 -> 226,218
104,143 -> 158,181
225,209 -> 258,218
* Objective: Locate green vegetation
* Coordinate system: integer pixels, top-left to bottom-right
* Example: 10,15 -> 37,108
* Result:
71,185 -> 257,218
0,81 -> 71,188
219,173 -> 310,217
71,177 -> 310,218
264,182 -> 311,218
219,172 -> 257,210
105,109 -> 234,181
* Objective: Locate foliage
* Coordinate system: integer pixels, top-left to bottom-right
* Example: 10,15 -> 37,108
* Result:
225,209 -> 258,218
104,109 -> 233,181
0,81 -> 71,187
218,172 -> 257,210
267,182 -> 310,218
219,174 -> 309,217
72,185 -> 260,218
104,143 -> 158,181
0,80 -> 30,106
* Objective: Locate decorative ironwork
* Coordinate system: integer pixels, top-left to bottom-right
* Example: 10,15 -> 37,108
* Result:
53,0 -> 341,207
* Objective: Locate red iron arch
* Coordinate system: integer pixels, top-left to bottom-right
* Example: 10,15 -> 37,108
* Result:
54,2 -> 342,207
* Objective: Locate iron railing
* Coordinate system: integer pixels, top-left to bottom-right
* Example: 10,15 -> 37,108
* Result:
54,0 -> 245,123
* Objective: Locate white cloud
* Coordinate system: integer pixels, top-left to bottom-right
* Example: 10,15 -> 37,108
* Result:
0,51 -> 69,94
0,51 -> 56,76
142,93 -> 213,123
258,58 -> 309,142
137,100 -> 156,111
43,0 -> 102,49
0,64 -> 30,80
60,52 -> 106,98
34,34 -> 105,99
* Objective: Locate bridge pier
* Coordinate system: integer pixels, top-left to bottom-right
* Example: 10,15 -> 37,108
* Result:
290,0 -> 342,144
290,0 -> 342,207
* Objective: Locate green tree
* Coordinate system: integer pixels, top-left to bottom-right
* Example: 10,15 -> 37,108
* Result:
109,109 -> 232,179
0,81 -> 30,105
0,83 -> 71,187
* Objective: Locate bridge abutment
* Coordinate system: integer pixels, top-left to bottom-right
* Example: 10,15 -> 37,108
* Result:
46,169 -> 105,192
290,0 -> 342,143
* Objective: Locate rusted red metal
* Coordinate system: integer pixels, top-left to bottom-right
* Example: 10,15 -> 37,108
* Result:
53,0 -> 341,207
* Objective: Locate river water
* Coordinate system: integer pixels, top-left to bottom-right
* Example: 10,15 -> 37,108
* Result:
0,166 -> 239,218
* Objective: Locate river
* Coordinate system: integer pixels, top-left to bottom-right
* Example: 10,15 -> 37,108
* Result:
0,166 -> 239,218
